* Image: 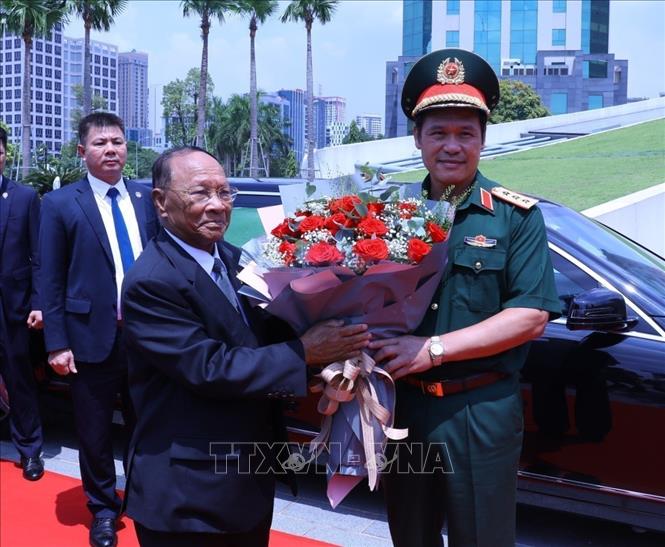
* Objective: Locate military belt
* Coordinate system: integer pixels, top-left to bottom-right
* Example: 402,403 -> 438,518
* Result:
402,372 -> 507,398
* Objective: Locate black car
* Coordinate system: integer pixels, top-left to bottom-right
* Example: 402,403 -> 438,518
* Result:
228,183 -> 665,532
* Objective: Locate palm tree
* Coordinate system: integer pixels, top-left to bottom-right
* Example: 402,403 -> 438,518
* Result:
68,1 -> 126,116
1,0 -> 69,179
237,0 -> 276,177
281,0 -> 337,181
181,0 -> 236,148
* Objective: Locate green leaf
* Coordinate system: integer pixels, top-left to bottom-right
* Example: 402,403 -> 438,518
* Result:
379,186 -> 400,201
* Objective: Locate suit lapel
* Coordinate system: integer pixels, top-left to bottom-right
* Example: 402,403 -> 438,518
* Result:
157,231 -> 255,344
126,181 -> 149,246
0,178 -> 14,251
74,178 -> 115,269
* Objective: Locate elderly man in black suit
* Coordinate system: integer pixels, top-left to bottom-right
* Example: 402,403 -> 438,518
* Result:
0,126 -> 44,481
121,146 -> 371,547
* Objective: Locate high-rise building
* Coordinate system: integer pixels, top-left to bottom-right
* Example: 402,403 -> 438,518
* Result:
63,37 -> 119,143
277,89 -> 306,166
313,96 -> 346,148
0,24 -> 65,154
355,114 -> 383,138
385,0 -> 627,137
119,50 -> 151,146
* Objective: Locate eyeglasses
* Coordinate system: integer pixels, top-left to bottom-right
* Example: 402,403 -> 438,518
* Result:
167,186 -> 239,205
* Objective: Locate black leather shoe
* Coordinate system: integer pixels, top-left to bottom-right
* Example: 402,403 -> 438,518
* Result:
89,517 -> 117,547
21,456 -> 44,481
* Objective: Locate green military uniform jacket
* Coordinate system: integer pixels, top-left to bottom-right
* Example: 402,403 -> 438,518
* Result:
416,170 -> 561,381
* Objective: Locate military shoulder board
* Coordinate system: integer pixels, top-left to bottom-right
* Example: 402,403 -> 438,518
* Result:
490,187 -> 538,210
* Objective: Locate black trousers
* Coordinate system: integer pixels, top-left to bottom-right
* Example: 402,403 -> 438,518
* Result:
69,329 -> 135,519
0,313 -> 43,460
134,516 -> 272,547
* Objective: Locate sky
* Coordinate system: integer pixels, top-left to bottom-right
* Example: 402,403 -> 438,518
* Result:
63,0 -> 665,134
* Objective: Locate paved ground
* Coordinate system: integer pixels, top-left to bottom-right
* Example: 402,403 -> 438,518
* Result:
2,399 -> 665,547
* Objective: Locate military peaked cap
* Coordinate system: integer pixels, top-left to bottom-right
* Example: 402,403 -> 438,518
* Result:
401,48 -> 500,120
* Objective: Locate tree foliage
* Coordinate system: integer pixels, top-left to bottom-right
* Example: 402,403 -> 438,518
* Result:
281,0 -> 338,181
70,83 -> 108,133
207,93 -> 291,177
162,68 -> 214,147
491,80 -> 550,124
342,120 -> 373,145
181,0 -> 235,147
68,0 -> 127,114
1,0 -> 70,179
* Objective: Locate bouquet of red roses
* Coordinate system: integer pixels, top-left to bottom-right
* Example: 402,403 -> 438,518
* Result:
238,180 -> 454,507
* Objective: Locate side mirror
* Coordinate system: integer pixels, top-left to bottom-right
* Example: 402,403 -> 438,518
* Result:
566,288 -> 638,332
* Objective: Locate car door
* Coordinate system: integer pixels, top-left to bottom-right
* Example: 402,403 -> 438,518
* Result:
520,244 -> 665,500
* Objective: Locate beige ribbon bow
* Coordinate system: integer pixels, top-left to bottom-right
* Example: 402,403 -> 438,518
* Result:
308,352 -> 408,490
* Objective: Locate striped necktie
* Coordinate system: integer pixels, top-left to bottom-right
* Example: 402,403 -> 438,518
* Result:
212,258 -> 241,312
107,187 -> 135,272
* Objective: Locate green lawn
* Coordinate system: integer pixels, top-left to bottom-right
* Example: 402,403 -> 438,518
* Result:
394,119 -> 665,211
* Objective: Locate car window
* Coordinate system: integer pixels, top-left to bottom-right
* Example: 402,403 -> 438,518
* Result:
542,204 -> 665,315
549,250 -> 657,336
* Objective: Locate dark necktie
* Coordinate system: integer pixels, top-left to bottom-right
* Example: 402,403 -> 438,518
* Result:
106,187 -> 135,273
212,258 -> 241,312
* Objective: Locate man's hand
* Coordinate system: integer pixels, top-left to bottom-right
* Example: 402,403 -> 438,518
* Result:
300,320 -> 371,366
370,336 -> 431,379
48,349 -> 77,375
26,310 -> 43,330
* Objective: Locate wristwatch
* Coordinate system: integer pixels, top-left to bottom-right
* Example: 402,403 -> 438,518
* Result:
428,336 -> 445,367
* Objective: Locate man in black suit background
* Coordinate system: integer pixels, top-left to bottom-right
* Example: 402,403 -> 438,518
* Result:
39,113 -> 157,547
121,146 -> 370,547
0,126 -> 45,481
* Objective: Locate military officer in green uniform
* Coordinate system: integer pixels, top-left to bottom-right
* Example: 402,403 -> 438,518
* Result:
370,48 -> 561,547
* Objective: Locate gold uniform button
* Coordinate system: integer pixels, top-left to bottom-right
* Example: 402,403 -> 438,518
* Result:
431,303 -> 439,311
474,260 -> 483,271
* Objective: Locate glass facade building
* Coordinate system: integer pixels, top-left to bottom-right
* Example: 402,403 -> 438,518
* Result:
510,0 -> 538,65
473,0 -> 502,72
403,0 -> 432,56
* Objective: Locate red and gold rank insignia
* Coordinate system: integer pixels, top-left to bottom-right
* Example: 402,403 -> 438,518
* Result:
437,57 -> 465,85
491,187 -> 538,210
463,234 -> 497,248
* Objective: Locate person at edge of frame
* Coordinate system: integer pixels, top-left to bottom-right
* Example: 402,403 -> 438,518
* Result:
370,48 -> 561,547
39,112 -> 158,547
0,125 -> 45,481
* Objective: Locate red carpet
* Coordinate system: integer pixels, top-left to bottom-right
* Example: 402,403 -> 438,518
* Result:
0,460 -> 335,546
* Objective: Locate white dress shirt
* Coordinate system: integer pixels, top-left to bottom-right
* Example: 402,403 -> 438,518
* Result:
88,174 -> 143,318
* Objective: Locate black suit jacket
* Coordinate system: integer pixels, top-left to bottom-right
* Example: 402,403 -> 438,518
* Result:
121,229 -> 307,533
0,177 -> 40,324
39,177 -> 157,362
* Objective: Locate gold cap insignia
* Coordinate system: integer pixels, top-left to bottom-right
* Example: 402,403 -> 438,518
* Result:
437,57 -> 465,85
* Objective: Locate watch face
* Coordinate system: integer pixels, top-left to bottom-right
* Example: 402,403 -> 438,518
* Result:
430,343 -> 444,357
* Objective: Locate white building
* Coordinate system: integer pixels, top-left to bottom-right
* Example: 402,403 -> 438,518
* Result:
119,50 -> 150,146
355,114 -> 383,138
63,37 -> 119,142
1,24 -> 65,154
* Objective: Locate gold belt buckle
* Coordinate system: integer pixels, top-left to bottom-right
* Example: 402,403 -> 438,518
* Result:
422,381 -> 444,397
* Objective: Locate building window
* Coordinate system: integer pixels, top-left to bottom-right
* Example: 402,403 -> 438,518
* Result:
552,29 -> 566,46
446,31 -> 460,47
550,92 -> 568,115
583,60 -> 608,79
94,54 -> 101,64
588,94 -> 604,110
474,0 -> 502,72
14,76 -> 21,86
553,0 -> 567,13
447,0 -> 460,15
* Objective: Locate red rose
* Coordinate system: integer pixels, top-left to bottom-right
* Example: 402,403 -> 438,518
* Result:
295,209 -> 312,217
399,202 -> 418,219
330,195 -> 361,214
278,240 -> 296,265
271,218 -> 297,239
358,216 -> 388,237
354,238 -> 389,261
305,242 -> 344,265
367,202 -> 385,216
426,222 -> 448,243
299,214 -> 325,233
407,239 -> 431,263
325,212 -> 345,235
